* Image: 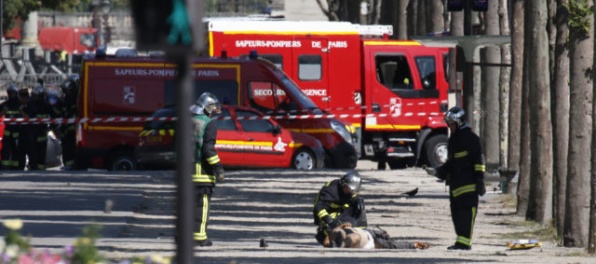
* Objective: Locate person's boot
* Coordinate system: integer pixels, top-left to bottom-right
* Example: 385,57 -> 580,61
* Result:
195,239 -> 213,247
447,242 -> 470,250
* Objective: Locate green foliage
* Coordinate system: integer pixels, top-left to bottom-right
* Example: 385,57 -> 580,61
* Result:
565,0 -> 594,35
2,0 -> 40,35
71,224 -> 104,264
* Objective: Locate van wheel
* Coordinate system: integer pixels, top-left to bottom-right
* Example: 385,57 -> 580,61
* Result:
108,151 -> 137,171
424,134 -> 448,168
292,148 -> 315,170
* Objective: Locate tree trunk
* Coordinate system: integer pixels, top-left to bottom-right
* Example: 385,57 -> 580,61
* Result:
481,0 -> 501,173
525,0 -> 553,224
395,0 -> 409,39
564,0 -> 593,248
416,0 -> 426,35
407,0 -> 418,37
498,0 -> 511,170
517,0 -> 531,216
429,0 -> 444,33
450,6 -> 464,36
553,0 -> 570,238
508,0 -> 523,177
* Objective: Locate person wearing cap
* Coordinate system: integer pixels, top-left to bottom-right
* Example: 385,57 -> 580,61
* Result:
189,92 -> 224,247
312,170 -> 367,247
427,106 -> 485,250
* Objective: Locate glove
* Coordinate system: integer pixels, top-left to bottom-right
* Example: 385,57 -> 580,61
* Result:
215,168 -> 225,182
323,216 -> 341,230
352,197 -> 365,215
476,180 -> 486,196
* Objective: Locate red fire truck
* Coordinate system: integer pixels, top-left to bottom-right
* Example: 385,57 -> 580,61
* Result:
207,20 -> 450,168
38,27 -> 98,54
75,52 -> 356,171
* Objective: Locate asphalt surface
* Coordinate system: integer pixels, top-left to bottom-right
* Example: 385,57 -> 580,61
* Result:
0,161 -> 593,264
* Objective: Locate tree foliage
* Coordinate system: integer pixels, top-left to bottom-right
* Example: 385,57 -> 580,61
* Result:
565,0 -> 594,35
2,0 -> 39,34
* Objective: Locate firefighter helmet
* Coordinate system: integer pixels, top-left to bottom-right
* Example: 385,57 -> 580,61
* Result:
190,92 -> 220,115
32,86 -> 47,100
47,90 -> 62,106
444,106 -> 467,128
340,170 -> 362,194
6,83 -> 18,99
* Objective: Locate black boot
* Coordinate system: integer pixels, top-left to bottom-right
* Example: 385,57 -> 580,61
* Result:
195,239 -> 213,247
447,243 -> 471,250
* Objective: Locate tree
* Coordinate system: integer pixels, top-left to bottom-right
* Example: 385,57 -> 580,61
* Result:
1,0 -> 38,35
552,0 -> 570,237
525,0 -> 553,224
315,0 -> 360,22
507,1 -> 524,188
498,0 -> 511,170
517,0 -> 531,216
481,0 -> 501,175
564,0 -> 593,248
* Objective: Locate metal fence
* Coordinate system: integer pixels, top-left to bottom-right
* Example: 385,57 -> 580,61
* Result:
0,73 -> 68,100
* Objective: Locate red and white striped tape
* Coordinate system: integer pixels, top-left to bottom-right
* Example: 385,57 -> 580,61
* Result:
1,112 -> 444,125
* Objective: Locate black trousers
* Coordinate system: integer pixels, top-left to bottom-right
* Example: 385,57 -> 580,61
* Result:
194,186 -> 213,241
450,204 -> 477,246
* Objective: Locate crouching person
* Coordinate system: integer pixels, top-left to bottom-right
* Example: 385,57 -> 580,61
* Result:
313,171 -> 367,247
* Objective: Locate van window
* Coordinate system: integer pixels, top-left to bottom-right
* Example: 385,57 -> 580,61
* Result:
214,109 -> 236,131
248,81 -> 291,114
415,56 -> 436,90
298,55 -> 322,81
259,54 -> 283,70
375,55 -> 413,90
164,80 -> 238,107
236,109 -> 275,133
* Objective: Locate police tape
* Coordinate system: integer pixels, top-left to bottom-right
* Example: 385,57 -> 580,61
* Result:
1,112 -> 444,125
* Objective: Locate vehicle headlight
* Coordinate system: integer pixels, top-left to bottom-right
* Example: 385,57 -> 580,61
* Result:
331,119 -> 353,145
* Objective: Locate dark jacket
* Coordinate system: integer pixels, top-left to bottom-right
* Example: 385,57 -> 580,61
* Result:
437,125 -> 485,207
313,179 -> 357,225
192,114 -> 223,187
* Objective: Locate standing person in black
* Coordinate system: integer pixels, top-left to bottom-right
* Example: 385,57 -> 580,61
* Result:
428,106 -> 486,250
189,92 -> 225,247
59,75 -> 79,170
313,170 -> 367,247
0,84 -> 25,170
16,88 -> 31,170
25,86 -> 51,170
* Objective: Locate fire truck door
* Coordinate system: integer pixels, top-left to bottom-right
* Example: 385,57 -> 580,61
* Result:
292,38 -> 330,109
235,109 -> 292,166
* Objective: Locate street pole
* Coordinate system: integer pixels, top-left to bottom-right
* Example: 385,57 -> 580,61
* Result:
1,0 -> 3,60
462,0 -> 474,125
173,50 -> 194,264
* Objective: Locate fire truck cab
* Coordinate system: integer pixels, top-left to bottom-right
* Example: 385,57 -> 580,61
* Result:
75,52 -> 356,171
207,20 -> 450,168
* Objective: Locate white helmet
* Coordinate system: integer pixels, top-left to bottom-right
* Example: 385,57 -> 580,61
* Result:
190,92 -> 220,115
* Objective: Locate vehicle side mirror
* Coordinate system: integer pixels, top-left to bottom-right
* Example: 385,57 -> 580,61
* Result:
272,125 -> 282,135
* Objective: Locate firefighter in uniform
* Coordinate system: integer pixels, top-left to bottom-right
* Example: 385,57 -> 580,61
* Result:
429,106 -> 486,250
313,170 -> 367,247
16,88 -> 30,170
0,84 -> 25,170
25,86 -> 51,170
59,75 -> 79,170
189,92 -> 224,247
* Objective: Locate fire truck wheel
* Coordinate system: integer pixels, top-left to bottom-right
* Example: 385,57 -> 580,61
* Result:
424,134 -> 448,168
108,151 -> 137,171
292,148 -> 315,170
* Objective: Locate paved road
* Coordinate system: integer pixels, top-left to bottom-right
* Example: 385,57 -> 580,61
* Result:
0,161 -> 592,264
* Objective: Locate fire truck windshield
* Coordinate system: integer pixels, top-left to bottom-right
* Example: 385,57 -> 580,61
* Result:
279,75 -> 322,114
